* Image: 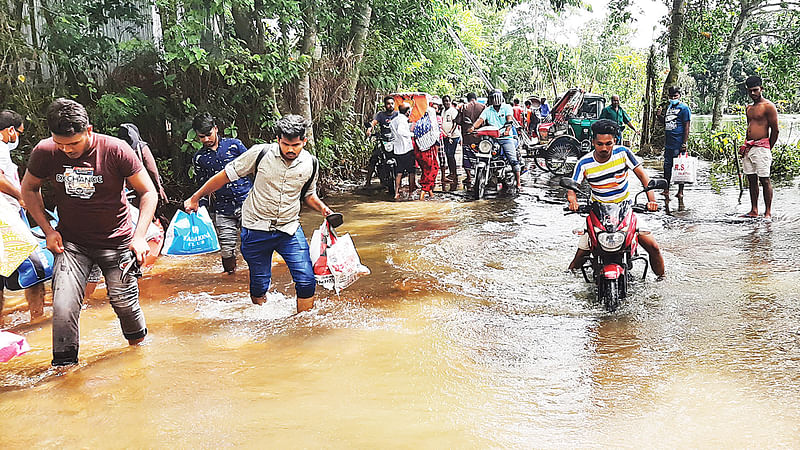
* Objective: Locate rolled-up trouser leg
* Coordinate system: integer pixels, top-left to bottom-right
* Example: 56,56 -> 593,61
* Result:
51,241 -> 94,366
500,139 -> 521,173
214,213 -> 241,259
95,247 -> 147,342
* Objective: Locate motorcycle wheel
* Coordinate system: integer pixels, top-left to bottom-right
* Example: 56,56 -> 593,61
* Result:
383,167 -> 396,197
597,278 -> 622,312
534,151 -> 550,172
473,167 -> 487,200
545,136 -> 582,176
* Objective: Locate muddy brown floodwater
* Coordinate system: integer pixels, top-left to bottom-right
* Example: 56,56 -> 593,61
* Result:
2,158 -> 800,447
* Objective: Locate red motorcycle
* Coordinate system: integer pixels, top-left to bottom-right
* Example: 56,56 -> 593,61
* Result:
560,177 -> 668,311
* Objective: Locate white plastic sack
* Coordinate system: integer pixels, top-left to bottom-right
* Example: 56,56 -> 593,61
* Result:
672,152 -> 697,184
0,196 -> 38,277
0,331 -> 30,362
309,220 -> 369,294
128,204 -> 162,242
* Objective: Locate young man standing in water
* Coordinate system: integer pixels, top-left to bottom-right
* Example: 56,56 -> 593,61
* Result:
185,115 -> 336,313
662,86 -> 691,202
565,119 -> 665,279
0,110 -> 45,326
21,98 -> 157,367
192,113 -> 253,274
740,75 -> 779,219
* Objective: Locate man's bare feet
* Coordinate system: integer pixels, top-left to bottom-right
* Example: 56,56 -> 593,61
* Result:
251,296 -> 266,305
54,364 -> 79,375
128,337 -> 145,345
740,211 -> 759,218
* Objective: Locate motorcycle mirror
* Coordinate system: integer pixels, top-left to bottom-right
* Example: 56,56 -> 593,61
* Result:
559,177 -> 580,191
646,178 -> 669,191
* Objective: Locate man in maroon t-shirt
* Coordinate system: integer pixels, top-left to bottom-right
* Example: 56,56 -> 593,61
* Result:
21,98 -> 157,367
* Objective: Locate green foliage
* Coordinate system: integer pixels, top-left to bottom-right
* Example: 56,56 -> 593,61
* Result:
690,119 -> 800,179
314,109 -> 371,180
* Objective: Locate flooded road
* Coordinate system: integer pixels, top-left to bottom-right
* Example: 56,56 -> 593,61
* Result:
2,159 -> 800,447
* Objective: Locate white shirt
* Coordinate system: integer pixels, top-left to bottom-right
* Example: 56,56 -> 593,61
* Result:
442,106 -> 461,139
0,141 -> 21,209
390,114 -> 414,155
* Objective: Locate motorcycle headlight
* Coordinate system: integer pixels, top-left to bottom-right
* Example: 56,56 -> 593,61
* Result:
597,231 -> 626,252
478,140 -> 493,154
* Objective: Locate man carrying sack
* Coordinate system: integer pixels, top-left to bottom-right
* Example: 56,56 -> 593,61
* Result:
185,115 -> 339,313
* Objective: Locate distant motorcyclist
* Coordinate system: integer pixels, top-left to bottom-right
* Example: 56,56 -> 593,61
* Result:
468,89 -> 522,190
364,96 -> 398,187
565,119 -> 665,279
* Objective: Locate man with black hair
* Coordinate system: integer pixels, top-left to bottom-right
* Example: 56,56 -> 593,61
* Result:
459,92 -> 485,187
565,119 -> 665,278
185,115 -> 337,313
600,95 -> 638,144
741,75 -> 779,219
441,95 -> 461,184
539,97 -> 550,119
662,86 -> 691,202
21,98 -> 157,367
0,109 -> 44,326
191,112 -> 253,274
364,96 -> 398,187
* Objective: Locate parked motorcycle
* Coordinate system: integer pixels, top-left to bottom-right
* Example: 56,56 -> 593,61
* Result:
469,126 -> 518,200
370,136 -> 397,197
560,177 -> 669,311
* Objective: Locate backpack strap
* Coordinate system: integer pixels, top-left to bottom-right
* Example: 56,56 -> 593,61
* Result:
300,156 -> 318,201
253,144 -> 271,183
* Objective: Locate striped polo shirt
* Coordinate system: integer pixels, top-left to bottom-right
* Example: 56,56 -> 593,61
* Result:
571,146 -> 641,203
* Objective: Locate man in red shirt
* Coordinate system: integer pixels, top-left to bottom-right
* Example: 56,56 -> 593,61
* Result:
21,98 -> 157,367
512,98 -> 524,126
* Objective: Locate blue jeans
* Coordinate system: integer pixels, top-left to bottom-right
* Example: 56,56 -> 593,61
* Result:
499,138 -> 521,173
663,147 -> 682,183
240,226 -> 315,299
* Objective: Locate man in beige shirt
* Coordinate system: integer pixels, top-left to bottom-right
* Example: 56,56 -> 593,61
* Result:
185,115 -> 337,312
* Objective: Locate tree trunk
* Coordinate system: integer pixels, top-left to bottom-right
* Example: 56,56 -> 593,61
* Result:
640,44 -> 656,151
660,0 -> 686,101
342,4 -> 372,112
295,0 -> 318,146
710,5 -> 749,130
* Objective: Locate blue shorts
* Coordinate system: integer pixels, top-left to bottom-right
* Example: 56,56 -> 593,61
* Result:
240,226 -> 316,299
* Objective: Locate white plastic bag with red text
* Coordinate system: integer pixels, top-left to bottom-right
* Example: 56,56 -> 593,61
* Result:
672,152 -> 697,184
309,220 -> 369,294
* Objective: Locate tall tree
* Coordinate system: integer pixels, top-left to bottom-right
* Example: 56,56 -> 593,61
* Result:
342,3 -> 372,112
661,0 -> 686,100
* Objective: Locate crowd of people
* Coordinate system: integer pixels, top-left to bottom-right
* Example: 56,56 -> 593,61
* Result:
0,75 -> 779,368
365,91 -> 552,199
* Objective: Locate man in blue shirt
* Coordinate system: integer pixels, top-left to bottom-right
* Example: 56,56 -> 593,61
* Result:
662,86 -> 691,202
192,113 -> 253,274
539,97 -> 551,119
469,90 -> 522,189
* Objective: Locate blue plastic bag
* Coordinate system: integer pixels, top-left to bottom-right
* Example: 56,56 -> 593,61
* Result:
161,206 -> 220,256
4,239 -> 54,290
4,211 -> 57,290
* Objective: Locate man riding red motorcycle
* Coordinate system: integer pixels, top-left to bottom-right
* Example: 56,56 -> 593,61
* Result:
565,119 -> 665,279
